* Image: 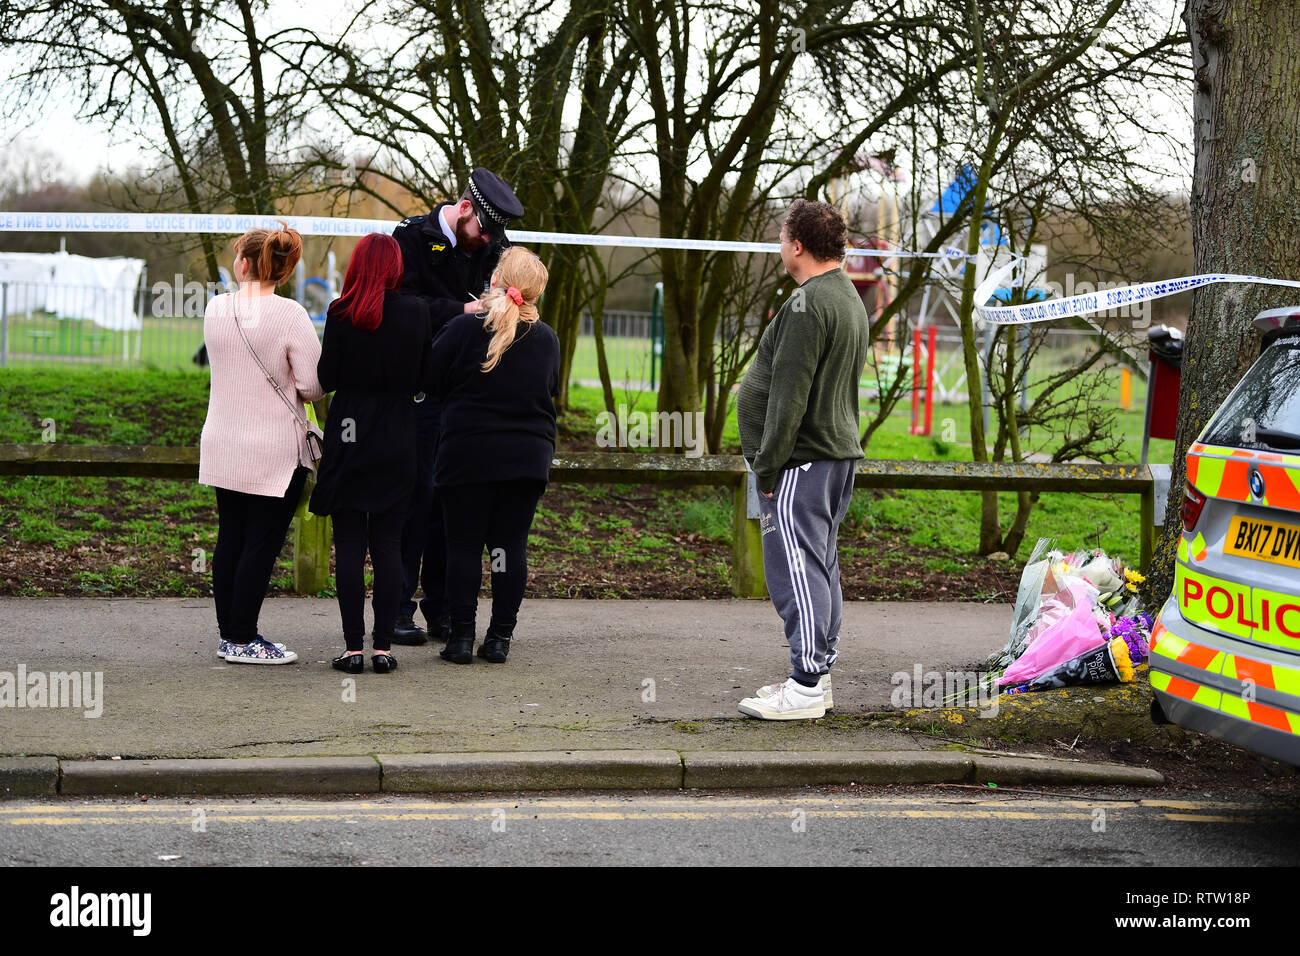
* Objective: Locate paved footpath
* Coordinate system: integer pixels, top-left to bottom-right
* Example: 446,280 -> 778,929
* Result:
0,598 -> 1166,792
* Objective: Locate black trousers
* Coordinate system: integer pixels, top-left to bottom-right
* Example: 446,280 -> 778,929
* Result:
332,508 -> 405,652
440,479 -> 546,632
399,403 -> 446,625
213,467 -> 309,644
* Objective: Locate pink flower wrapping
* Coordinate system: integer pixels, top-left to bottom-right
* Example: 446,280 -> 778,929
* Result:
998,581 -> 1107,686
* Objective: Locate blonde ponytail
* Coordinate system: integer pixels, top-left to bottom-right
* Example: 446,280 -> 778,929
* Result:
479,247 -> 548,372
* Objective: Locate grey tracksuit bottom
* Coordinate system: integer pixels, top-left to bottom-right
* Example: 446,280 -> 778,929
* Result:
756,459 -> 856,685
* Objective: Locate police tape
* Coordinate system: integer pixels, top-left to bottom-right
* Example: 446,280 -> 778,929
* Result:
16,210 -> 1300,324
0,210 -> 966,259
973,260 -> 1300,325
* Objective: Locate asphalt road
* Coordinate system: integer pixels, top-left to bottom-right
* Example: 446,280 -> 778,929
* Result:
4,788 -> 1299,866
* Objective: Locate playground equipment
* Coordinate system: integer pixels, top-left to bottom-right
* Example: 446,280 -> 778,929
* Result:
294,250 -> 341,323
839,160 -> 1075,436
910,325 -> 938,436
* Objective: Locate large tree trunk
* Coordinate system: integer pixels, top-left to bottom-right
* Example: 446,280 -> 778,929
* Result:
657,255 -> 703,420
1146,0 -> 1300,605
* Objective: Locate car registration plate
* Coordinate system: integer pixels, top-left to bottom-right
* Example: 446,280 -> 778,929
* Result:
1225,515 -> 1300,569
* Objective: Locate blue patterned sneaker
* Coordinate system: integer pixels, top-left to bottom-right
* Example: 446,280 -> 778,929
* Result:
223,636 -> 298,664
218,637 -> 287,660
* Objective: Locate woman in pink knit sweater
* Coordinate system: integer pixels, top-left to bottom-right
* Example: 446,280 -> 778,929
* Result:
199,222 -> 324,664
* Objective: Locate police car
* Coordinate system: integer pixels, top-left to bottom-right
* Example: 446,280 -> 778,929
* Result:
1150,307 -> 1300,764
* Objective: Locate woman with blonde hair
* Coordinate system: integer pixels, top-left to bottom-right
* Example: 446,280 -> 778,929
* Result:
427,246 -> 560,664
199,220 -> 323,664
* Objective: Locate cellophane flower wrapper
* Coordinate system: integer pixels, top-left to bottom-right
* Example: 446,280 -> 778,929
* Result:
1005,637 -> 1136,693
988,537 -> 1054,671
998,581 -> 1107,686
1079,553 -> 1124,594
1030,569 -> 1099,637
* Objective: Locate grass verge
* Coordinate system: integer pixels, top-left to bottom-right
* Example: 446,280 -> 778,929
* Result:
0,368 -> 1154,598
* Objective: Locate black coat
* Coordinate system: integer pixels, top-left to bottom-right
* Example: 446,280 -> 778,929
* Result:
308,292 -> 435,516
392,203 -> 511,327
429,314 -> 561,487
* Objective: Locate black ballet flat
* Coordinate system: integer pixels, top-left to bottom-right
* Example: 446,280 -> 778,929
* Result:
372,652 -> 398,674
332,652 -> 364,674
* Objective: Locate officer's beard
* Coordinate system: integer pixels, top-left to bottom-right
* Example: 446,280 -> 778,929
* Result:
454,210 -> 490,253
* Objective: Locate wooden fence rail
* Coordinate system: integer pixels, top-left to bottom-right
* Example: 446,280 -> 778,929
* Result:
0,444 -> 1156,597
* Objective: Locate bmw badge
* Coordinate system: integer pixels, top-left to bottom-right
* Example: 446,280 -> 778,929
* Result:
1249,466 -> 1265,499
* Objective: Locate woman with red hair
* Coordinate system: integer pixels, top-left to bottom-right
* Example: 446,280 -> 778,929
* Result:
309,233 -> 436,673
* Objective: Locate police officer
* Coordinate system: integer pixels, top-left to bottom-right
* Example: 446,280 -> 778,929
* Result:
391,167 -> 525,645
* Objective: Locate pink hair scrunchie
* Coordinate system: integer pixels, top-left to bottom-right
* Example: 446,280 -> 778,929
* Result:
506,286 -> 524,305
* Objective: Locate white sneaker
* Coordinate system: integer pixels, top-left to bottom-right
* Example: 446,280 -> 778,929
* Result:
756,675 -> 832,709
738,678 -> 826,720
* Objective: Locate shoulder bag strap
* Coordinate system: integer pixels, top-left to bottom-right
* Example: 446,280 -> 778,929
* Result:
230,296 -> 313,433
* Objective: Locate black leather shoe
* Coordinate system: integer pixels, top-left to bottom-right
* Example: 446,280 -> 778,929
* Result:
439,622 -> 474,664
392,615 -> 428,646
332,652 -> 364,674
435,614 -> 453,644
372,652 -> 398,674
477,622 -> 513,664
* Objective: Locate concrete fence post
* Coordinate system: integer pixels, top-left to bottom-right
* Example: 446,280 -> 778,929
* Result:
292,481 -> 331,595
731,469 -> 767,599
1139,482 -> 1155,574
292,396 -> 332,595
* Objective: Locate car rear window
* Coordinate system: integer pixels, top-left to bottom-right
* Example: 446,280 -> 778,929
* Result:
1202,338 -> 1300,451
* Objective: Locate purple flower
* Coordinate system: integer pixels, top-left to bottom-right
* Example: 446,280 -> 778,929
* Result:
1107,615 -> 1150,664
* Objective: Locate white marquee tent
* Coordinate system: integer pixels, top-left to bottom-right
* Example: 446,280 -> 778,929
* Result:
0,251 -> 144,331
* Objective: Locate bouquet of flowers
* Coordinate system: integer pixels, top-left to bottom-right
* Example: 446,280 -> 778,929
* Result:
998,580 -> 1104,687
1004,636 -> 1137,694
988,537 -> 1054,671
989,543 -> 1151,695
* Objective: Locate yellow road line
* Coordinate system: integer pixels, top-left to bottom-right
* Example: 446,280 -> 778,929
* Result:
1,796 -> 1287,831
0,796 -> 1257,814
0,808 -> 1266,826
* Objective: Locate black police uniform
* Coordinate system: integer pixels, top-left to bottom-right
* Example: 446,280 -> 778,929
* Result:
391,172 -> 522,637
392,205 -> 512,324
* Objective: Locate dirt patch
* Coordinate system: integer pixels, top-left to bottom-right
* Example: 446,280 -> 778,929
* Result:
1,476 -> 1019,602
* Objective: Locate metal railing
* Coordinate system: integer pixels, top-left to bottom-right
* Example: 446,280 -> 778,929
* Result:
0,278 -> 150,368
0,284 -> 1167,457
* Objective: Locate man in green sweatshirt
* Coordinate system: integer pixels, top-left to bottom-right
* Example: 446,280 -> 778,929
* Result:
735,199 -> 870,719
